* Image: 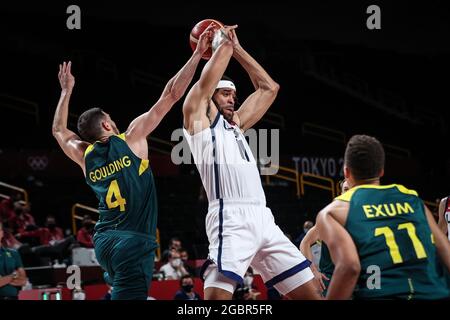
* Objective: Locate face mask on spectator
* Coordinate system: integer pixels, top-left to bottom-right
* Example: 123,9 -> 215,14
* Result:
171,258 -> 181,268
244,275 -> 253,288
182,284 -> 193,293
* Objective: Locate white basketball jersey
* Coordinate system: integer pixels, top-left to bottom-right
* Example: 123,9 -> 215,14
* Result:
183,113 -> 266,204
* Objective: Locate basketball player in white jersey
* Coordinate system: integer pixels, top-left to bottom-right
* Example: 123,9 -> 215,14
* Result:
438,196 -> 450,240
182,24 -> 321,300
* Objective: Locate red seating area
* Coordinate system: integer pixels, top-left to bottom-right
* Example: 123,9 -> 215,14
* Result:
19,275 -> 268,300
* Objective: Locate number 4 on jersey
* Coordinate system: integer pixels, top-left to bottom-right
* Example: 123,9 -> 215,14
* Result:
106,179 -> 126,211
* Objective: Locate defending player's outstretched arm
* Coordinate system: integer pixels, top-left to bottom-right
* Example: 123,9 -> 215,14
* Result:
316,203 -> 361,300
231,29 -> 280,132
183,25 -> 237,134
125,25 -> 214,143
52,61 -> 89,173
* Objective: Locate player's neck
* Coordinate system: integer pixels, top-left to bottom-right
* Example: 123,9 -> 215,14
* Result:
353,177 -> 380,187
98,133 -> 114,143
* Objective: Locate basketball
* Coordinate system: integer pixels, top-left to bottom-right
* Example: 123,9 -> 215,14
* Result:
190,19 -> 224,60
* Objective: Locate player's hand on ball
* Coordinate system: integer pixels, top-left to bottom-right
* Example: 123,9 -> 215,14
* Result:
195,22 -> 217,56
58,61 -> 75,92
212,24 -> 238,52
221,24 -> 238,43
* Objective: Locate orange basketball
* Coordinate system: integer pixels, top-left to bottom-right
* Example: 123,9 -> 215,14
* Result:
189,19 -> 224,60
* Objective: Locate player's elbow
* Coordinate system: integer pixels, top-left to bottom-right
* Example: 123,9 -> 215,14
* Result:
52,126 -> 62,137
261,81 -> 280,97
269,82 -> 280,94
335,260 -> 360,279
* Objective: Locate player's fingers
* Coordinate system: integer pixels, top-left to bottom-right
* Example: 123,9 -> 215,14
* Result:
322,274 -> 330,281
319,279 -> 326,291
315,278 -> 324,292
205,23 -> 216,32
67,61 -> 72,74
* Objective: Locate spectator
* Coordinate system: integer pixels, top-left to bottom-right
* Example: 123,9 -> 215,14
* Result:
0,221 -> 28,300
1,227 -> 22,250
0,199 -> 16,227
76,215 -> 94,248
17,215 -> 74,265
161,237 -> 183,264
72,287 -> 86,300
16,215 -> 63,245
174,274 -> 201,300
179,248 -> 196,276
293,220 -> 314,248
159,250 -> 188,280
233,267 -> 261,300
10,202 -> 35,234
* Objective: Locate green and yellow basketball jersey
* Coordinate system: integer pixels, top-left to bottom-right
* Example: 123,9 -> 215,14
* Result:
84,133 -> 157,237
336,184 -> 450,299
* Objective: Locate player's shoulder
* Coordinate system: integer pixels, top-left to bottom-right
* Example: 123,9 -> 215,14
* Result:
335,184 -> 419,203
317,200 -> 349,225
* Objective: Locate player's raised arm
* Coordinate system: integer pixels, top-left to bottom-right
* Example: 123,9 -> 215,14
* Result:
125,26 -> 214,143
183,25 -> 237,134
231,29 -> 280,132
316,205 -> 360,300
52,61 -> 89,173
438,197 -> 448,236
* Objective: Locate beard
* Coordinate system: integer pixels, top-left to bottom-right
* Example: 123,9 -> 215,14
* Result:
219,105 -> 235,122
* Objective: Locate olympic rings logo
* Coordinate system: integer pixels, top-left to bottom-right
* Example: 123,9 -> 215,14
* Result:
27,156 -> 49,171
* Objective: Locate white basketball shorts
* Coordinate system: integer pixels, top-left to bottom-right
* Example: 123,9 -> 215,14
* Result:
201,198 -> 314,295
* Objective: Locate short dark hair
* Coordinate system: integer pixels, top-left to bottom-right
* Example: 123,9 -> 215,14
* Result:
169,237 -> 181,246
344,135 -> 385,181
180,274 -> 193,286
77,107 -> 105,143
